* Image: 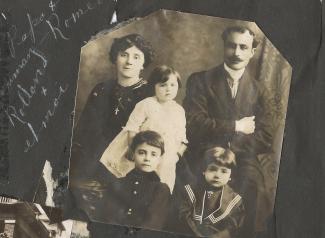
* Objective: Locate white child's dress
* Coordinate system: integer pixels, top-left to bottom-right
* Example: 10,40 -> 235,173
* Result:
100,96 -> 187,192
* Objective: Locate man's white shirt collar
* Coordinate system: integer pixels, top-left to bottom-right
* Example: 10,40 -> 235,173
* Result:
224,63 -> 245,81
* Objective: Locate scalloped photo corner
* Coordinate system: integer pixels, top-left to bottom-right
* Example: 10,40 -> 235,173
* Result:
69,9 -> 292,237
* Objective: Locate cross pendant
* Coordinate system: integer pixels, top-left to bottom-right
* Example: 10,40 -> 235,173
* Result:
114,107 -> 119,115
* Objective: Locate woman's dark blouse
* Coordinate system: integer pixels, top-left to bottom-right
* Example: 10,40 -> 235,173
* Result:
70,79 -> 149,180
101,169 -> 171,230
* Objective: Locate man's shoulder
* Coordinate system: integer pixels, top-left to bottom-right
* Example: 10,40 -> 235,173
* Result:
241,72 -> 268,96
187,65 -> 224,84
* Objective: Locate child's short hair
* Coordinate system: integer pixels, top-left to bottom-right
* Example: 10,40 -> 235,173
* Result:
202,146 -> 236,170
109,34 -> 155,68
129,131 -> 165,160
147,65 -> 181,95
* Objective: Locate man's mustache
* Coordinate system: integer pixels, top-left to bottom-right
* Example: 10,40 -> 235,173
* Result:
228,56 -> 243,62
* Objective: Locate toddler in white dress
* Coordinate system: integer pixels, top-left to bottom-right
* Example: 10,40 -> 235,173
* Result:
100,65 -> 187,192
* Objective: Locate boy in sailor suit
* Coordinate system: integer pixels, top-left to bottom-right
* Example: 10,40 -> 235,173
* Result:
179,147 -> 245,238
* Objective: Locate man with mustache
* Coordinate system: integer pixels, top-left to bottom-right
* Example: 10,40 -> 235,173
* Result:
183,26 -> 273,238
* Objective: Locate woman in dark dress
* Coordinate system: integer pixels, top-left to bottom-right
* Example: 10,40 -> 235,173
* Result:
68,34 -> 155,221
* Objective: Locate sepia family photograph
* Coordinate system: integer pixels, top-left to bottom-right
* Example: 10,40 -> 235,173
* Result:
68,10 -> 292,238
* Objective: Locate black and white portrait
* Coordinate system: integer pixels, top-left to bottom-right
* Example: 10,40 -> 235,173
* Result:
68,10 -> 291,238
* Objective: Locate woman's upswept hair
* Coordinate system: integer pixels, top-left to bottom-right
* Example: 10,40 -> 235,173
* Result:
109,33 -> 155,67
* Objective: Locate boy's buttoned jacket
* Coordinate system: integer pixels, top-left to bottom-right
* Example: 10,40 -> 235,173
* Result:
102,169 -> 171,230
179,183 -> 245,238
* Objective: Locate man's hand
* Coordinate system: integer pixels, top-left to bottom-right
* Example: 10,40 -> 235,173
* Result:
235,116 -> 255,134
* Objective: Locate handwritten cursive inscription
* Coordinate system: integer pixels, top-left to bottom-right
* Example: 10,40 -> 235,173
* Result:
7,47 -> 47,89
5,84 -> 68,152
24,84 -> 68,152
7,0 -> 104,58
4,0 -> 107,153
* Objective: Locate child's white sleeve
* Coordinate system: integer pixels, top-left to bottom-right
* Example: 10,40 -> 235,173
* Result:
124,99 -> 147,132
177,106 -> 188,144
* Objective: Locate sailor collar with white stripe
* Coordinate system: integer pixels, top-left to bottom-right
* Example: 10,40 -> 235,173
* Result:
184,184 -> 242,224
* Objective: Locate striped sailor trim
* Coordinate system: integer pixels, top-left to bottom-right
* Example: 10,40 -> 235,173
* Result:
194,215 -> 202,221
184,184 -> 196,203
208,194 -> 242,224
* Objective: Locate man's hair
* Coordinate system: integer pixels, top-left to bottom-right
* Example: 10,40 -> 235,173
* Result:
221,26 -> 259,48
147,65 -> 181,96
109,33 -> 155,67
128,131 -> 165,161
202,146 -> 236,170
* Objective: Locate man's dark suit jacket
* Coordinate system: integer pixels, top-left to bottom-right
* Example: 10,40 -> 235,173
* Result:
183,64 -> 273,157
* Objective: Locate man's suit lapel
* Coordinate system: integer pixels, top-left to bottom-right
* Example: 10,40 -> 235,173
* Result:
234,70 -> 253,111
209,66 -> 235,111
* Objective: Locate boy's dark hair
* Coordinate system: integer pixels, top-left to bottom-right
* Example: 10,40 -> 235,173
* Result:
147,65 -> 181,96
128,131 -> 165,161
221,25 -> 259,49
203,146 -> 236,170
109,34 -> 155,67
